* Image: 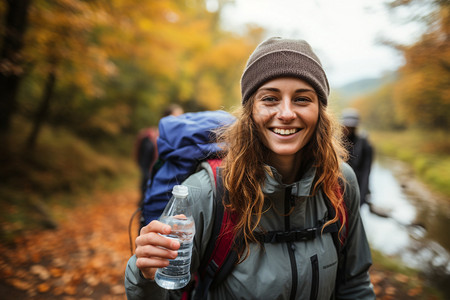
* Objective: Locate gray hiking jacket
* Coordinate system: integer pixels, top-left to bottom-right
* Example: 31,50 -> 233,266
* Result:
125,163 -> 375,300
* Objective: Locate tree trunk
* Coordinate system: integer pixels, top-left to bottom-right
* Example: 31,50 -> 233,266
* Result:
26,70 -> 56,150
0,0 -> 31,133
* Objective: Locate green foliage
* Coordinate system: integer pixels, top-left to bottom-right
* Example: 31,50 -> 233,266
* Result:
1,116 -> 137,195
371,248 -> 417,275
0,115 -> 138,239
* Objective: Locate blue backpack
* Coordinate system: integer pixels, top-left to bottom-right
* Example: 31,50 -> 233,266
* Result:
140,110 -> 236,225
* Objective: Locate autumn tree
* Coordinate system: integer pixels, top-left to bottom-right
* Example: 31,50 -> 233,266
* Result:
387,0 -> 450,129
21,0 -> 122,148
86,0 -> 261,132
352,82 -> 406,130
2,0 -> 262,147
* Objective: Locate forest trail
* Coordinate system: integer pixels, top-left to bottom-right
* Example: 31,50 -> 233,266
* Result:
0,183 -> 440,299
0,185 -> 140,300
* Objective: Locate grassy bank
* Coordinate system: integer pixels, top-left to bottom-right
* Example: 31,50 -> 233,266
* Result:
0,117 -> 139,241
368,129 -> 450,198
370,249 -> 444,299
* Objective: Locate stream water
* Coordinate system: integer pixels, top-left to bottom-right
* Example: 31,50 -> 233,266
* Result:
362,156 -> 450,297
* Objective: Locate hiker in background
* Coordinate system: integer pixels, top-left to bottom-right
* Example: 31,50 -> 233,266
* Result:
134,104 -> 184,204
125,37 -> 375,299
341,108 -> 374,207
162,103 -> 184,119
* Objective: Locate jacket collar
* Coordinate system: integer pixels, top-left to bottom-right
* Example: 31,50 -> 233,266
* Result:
262,165 -> 316,197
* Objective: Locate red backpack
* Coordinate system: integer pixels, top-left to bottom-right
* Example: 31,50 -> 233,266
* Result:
134,127 -> 159,172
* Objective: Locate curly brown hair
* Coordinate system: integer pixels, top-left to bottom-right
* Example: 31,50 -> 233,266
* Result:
217,95 -> 348,262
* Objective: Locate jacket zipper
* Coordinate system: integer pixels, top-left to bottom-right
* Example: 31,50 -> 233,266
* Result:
285,187 -> 298,300
310,254 -> 319,300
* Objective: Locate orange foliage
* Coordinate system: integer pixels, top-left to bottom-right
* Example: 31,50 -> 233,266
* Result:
25,0 -> 117,98
4,0 -> 264,137
0,186 -> 140,299
392,3 -> 450,129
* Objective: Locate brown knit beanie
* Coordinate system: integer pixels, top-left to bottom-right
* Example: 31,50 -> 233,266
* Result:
241,37 -> 330,105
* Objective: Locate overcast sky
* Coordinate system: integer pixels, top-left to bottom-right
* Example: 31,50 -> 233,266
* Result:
219,0 -> 423,87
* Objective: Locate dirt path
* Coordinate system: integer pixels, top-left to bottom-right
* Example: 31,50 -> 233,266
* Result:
0,183 -> 442,299
0,185 -> 140,299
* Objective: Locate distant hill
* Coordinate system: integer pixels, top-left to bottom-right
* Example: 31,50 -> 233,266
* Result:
335,72 -> 397,103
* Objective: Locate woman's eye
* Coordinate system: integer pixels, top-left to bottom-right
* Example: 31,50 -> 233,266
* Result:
294,97 -> 311,103
261,96 -> 278,102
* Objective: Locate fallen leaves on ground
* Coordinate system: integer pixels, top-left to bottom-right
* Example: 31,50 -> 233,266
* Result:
369,268 -> 439,300
0,186 -> 140,299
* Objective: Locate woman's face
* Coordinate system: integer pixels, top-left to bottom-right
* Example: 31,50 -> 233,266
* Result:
252,77 -> 319,159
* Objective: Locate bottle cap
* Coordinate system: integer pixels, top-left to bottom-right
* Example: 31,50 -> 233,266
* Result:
172,185 -> 189,197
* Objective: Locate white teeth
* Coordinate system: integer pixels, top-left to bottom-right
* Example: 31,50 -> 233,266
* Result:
273,128 -> 297,135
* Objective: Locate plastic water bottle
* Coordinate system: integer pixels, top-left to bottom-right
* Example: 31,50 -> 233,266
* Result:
155,185 -> 195,290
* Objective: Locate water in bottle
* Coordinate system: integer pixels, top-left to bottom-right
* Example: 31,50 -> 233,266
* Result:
155,185 -> 195,290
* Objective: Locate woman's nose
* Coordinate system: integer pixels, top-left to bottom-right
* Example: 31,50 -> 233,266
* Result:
277,99 -> 296,121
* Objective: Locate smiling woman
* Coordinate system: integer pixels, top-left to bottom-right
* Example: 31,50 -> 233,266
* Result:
252,78 -> 320,182
125,37 -> 375,300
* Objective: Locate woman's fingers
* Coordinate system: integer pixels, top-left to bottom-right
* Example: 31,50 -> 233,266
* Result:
136,231 -> 179,250
136,221 -> 180,251
134,220 -> 181,279
140,220 -> 171,236
136,255 -> 170,270
135,242 -> 178,260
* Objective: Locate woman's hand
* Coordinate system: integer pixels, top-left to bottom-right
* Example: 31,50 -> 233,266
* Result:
135,220 -> 180,280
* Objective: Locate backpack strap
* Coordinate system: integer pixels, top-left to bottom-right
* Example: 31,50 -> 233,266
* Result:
193,160 -> 239,300
324,179 -> 349,287
253,220 -> 339,243
206,158 -> 221,181
254,180 -> 345,246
